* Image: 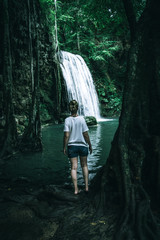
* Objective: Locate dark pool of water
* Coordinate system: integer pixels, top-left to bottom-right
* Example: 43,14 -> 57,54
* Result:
1,119 -> 118,186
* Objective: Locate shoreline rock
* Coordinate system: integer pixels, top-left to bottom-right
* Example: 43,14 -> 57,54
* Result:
84,116 -> 97,126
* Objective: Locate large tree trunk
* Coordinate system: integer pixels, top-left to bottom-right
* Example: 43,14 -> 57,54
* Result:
0,0 -> 17,159
91,0 -> 160,239
54,0 -> 62,120
19,0 -> 42,152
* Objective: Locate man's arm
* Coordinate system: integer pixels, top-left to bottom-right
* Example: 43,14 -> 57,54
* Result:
83,131 -> 92,154
63,131 -> 70,155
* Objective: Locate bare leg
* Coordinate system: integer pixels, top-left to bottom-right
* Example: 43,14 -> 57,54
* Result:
80,156 -> 89,191
70,157 -> 78,194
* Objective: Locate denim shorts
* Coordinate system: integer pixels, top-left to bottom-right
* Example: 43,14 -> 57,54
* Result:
68,145 -> 88,158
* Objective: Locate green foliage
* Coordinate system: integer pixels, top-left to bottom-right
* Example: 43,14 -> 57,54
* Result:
39,0 -> 55,34
97,80 -> 121,109
55,0 -> 126,115
89,39 -> 121,64
39,0 -> 146,116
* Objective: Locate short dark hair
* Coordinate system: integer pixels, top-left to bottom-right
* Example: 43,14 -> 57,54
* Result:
69,100 -> 78,110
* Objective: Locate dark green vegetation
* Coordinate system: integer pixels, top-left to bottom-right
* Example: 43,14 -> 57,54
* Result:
0,0 -> 131,154
40,0 -> 129,117
0,0 -> 160,239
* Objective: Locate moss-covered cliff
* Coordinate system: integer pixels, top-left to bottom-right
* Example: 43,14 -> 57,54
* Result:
0,0 -> 60,134
0,0 -> 63,158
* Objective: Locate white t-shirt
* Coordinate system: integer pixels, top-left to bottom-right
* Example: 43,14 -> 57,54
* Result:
64,116 -> 89,147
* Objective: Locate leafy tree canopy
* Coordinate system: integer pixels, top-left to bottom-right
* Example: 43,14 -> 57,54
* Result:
39,0 -> 146,116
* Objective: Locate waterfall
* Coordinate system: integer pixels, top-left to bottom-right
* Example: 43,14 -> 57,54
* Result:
60,51 -> 101,120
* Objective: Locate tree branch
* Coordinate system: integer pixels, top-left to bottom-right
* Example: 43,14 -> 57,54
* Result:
122,0 -> 137,41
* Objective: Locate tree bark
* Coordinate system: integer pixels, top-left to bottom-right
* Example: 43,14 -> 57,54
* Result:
19,0 -> 42,152
0,0 -> 17,159
122,0 -> 136,41
91,0 -> 160,239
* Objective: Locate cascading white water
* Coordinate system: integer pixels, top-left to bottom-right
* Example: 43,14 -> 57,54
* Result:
60,51 -> 101,120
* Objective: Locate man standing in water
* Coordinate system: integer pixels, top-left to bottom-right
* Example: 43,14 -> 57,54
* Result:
63,100 -> 92,195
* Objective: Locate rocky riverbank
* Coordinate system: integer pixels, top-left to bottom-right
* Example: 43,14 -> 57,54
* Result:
0,175 -> 118,240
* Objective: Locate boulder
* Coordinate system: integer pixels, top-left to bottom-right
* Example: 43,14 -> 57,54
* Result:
84,116 -> 97,126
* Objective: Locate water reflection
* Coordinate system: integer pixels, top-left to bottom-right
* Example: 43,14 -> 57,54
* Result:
76,125 -> 101,184
1,119 -> 118,186
77,119 -> 118,185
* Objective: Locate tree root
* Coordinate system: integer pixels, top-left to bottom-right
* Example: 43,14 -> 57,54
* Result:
114,186 -> 160,240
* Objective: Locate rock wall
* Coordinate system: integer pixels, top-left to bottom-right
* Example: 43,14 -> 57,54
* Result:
0,0 -> 60,136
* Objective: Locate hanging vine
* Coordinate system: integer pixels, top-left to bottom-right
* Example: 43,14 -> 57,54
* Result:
19,0 -> 42,152
0,0 -> 17,159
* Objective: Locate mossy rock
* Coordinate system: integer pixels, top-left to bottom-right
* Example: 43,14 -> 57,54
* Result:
84,116 -> 97,126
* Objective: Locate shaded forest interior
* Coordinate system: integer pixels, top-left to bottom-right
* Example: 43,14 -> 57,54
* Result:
0,0 -> 160,240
